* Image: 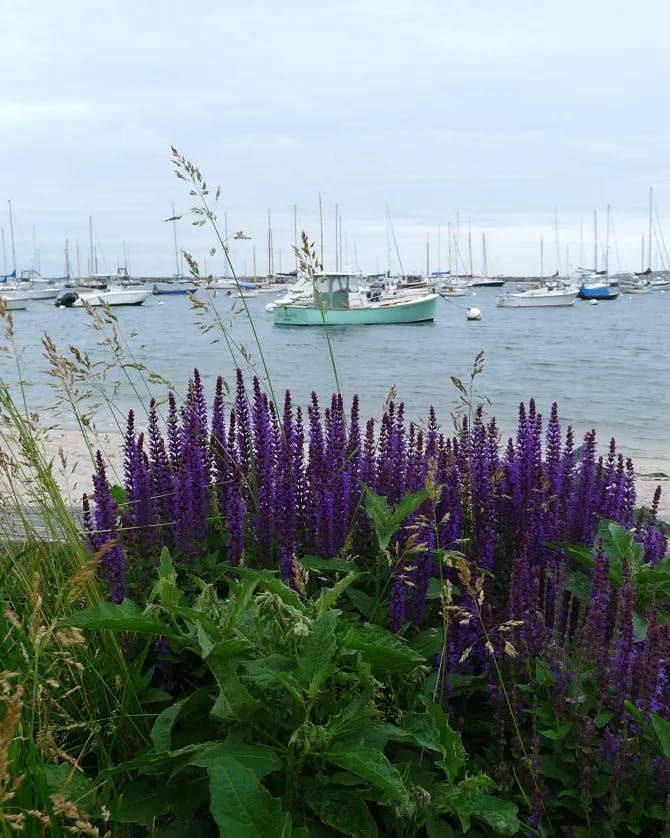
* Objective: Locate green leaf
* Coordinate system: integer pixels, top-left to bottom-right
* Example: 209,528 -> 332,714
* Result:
233,568 -> 306,613
58,599 -> 178,637
207,756 -> 287,837
110,777 -> 173,826
362,484 -> 433,551
151,689 -> 213,752
345,623 -> 426,673
539,721 -> 573,741
297,609 -> 340,695
468,793 -> 520,835
345,587 -> 376,619
300,555 -> 359,573
322,743 -> 409,804
307,789 -> 378,838
420,699 -> 466,782
650,712 -> 670,759
317,572 -> 366,614
241,654 -> 295,688
210,669 -> 262,722
189,740 -> 280,780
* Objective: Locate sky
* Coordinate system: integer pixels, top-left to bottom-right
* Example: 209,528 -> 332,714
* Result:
3,0 -> 670,278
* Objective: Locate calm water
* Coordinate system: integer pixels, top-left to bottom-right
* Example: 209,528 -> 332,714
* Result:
2,286 -> 669,472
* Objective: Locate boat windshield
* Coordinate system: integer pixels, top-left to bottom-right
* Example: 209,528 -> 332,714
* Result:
313,274 -> 360,308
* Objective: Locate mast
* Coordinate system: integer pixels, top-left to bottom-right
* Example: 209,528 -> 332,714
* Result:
648,186 -> 653,271
593,210 -> 598,273
1,228 -> 6,274
540,236 -> 544,279
89,216 -> 94,276
554,206 -> 560,275
448,222 -> 452,274
335,204 -> 340,271
426,233 -> 430,278
605,204 -> 610,279
318,193 -> 324,269
467,222 -> 473,277
481,232 -> 488,277
172,203 -> 180,277
253,244 -> 257,282
267,210 -> 272,277
64,239 -> 71,277
387,208 -> 405,277
293,204 -> 297,272
224,212 -> 229,278
437,223 -> 441,274
8,200 -> 16,274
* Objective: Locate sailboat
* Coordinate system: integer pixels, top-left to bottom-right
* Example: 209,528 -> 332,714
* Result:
577,209 -> 619,300
468,233 -> 505,287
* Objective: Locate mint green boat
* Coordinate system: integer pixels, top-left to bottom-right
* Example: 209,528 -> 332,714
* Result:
272,272 -> 438,326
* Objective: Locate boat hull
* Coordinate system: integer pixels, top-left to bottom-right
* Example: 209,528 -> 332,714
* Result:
497,290 -> 577,308
577,286 -> 619,301
1,294 -> 29,310
273,294 -> 438,325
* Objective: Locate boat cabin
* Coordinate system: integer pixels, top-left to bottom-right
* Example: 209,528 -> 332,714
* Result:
312,272 -> 364,309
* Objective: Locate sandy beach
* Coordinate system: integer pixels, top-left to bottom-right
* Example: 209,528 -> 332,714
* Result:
1,426 -> 668,525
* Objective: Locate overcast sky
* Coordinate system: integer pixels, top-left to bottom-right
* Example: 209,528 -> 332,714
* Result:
3,0 -> 670,278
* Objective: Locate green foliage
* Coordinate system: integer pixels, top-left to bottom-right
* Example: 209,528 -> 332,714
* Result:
64,555 -> 519,835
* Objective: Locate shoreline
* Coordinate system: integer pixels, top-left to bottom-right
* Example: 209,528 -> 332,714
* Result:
2,427 -> 668,523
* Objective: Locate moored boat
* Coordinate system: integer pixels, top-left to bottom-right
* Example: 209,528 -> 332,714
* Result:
55,285 -> 150,308
273,272 -> 438,326
496,283 -> 578,308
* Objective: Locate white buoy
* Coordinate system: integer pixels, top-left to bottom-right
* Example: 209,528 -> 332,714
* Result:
590,299 -> 598,305
467,307 -> 482,321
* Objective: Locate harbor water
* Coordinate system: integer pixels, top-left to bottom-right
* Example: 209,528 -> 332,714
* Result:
2,285 -> 668,480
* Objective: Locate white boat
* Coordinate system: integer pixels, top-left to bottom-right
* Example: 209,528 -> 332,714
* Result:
273,272 -> 438,326
1,293 -> 30,311
55,285 -> 150,308
496,283 -> 578,308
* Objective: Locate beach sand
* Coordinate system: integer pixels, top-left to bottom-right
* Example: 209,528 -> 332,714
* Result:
2,427 -> 668,525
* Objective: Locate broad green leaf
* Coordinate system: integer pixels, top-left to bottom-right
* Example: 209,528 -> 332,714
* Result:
205,637 -> 253,666
410,626 -> 445,658
151,689 -> 213,752
421,699 -> 466,782
345,587 -> 376,619
300,555 -> 360,573
58,600 -> 179,637
241,654 -> 295,688
233,567 -> 306,612
539,721 -> 573,741
307,788 -> 378,837
297,609 -> 340,695
468,793 -> 520,835
362,484 -> 393,550
322,743 -> 409,804
208,756 -> 287,837
362,484 -> 433,551
389,486 -> 433,530
317,572 -> 365,614
425,806 -> 457,837
210,669 -> 262,722
649,712 -> 670,759
189,740 -> 279,780
345,623 -> 426,673
110,777 -> 173,826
